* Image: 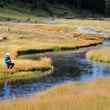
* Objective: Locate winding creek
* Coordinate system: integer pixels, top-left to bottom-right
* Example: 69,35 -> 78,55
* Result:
0,40 -> 110,100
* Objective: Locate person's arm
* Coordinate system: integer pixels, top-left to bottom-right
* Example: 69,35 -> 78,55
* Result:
7,56 -> 12,63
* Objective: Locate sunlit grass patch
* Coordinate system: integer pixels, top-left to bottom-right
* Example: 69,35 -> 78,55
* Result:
0,22 -> 103,57
55,19 -> 110,31
0,78 -> 110,110
0,22 -> 104,82
86,46 -> 110,63
78,33 -> 103,41
0,57 -> 52,80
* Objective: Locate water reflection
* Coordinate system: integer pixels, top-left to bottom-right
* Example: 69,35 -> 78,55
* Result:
3,81 -> 10,98
103,39 -> 110,46
0,51 -> 110,99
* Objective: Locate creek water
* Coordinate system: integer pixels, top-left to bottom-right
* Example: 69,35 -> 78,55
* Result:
0,40 -> 110,100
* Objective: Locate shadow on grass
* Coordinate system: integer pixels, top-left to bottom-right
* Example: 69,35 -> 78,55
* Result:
17,42 -> 102,56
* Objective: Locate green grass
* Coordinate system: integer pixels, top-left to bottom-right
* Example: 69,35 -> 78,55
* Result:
0,4 -> 78,23
0,70 -> 51,85
0,6 -> 51,23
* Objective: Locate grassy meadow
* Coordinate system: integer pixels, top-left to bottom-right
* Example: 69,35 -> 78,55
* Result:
0,57 -> 52,81
0,6 -> 51,23
54,19 -> 110,30
0,21 -> 103,57
0,5 -> 110,110
0,77 -> 110,110
0,18 -> 106,81
86,46 -> 110,63
0,2 -> 110,110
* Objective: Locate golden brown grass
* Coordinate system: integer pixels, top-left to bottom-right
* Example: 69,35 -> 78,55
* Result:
86,46 -> 110,63
0,57 -> 52,73
0,20 -> 105,80
0,57 -> 52,80
0,22 -> 103,58
0,77 -> 110,110
55,19 -> 110,31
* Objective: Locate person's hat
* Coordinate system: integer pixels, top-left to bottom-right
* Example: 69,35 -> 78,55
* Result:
5,53 -> 10,56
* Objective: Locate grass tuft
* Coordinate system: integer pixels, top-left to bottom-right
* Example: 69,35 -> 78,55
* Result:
0,57 -> 52,80
86,46 -> 110,63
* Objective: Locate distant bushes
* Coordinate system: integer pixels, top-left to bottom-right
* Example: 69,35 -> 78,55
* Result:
0,0 -> 106,15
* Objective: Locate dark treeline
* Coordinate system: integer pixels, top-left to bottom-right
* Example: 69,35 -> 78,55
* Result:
0,0 -> 106,14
